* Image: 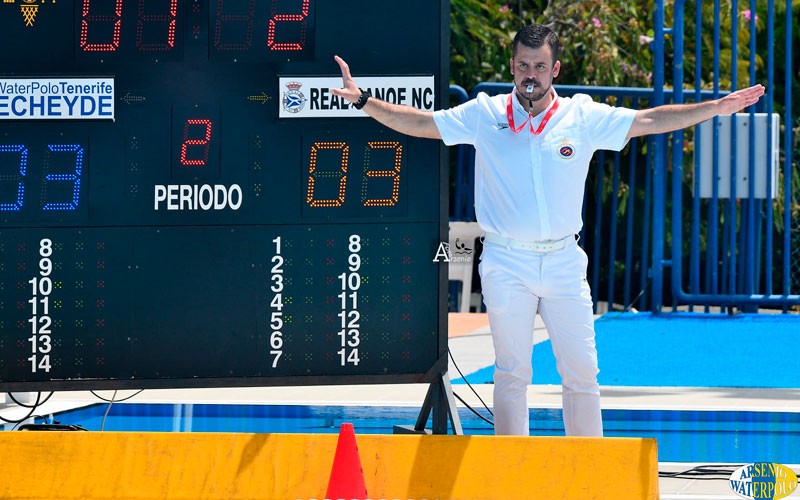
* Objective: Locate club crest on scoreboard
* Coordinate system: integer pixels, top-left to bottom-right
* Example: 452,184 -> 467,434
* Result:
282,81 -> 307,114
279,76 -> 435,119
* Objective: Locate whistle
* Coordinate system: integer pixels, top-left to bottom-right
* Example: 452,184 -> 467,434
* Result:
526,84 -> 534,93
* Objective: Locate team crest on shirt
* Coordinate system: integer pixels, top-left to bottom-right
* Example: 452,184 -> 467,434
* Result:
558,138 -> 575,159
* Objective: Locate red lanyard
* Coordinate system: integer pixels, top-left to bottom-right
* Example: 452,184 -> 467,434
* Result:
506,93 -> 559,135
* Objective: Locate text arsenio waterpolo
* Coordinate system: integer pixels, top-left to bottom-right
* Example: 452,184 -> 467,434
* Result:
729,462 -> 798,500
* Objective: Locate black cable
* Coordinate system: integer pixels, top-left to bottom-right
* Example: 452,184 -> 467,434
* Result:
659,464 -> 740,480
448,347 -> 493,417
90,389 -> 143,403
623,277 -> 651,312
659,464 -> 800,480
452,390 -> 494,426
7,391 -> 53,408
659,465 -> 732,479
12,418 -> 47,430
0,392 -> 43,424
100,390 -> 117,431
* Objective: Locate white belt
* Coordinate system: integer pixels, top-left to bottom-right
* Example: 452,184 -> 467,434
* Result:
483,232 -> 576,253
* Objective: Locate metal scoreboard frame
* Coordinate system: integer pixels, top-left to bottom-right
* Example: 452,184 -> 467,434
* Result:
0,0 -> 451,410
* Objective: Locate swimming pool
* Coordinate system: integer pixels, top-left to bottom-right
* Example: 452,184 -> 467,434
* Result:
16,402 -> 799,464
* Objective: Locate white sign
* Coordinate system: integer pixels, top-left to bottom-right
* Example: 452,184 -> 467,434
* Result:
0,78 -> 115,120
278,76 -> 435,118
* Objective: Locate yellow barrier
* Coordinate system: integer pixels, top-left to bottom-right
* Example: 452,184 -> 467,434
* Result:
0,432 -> 658,499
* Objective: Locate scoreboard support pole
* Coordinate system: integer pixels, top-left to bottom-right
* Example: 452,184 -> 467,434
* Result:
418,370 -> 463,435
395,359 -> 463,435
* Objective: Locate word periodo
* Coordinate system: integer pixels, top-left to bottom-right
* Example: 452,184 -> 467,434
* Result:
153,184 -> 243,211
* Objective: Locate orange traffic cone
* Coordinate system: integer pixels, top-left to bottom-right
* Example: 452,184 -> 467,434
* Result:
325,423 -> 368,500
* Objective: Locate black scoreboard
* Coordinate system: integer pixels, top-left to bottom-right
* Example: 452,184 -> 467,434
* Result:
0,0 -> 449,390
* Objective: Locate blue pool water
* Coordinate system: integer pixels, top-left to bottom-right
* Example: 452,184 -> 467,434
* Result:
461,313 -> 800,388
23,403 -> 800,464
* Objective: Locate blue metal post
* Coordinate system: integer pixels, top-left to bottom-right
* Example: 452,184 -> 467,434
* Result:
641,138 -> 654,312
765,0 -> 774,294
707,0 -> 721,297
670,0 -> 686,312
608,151 -> 622,308
652,0 -> 666,312
690,0 -> 702,310
745,0 -> 758,297
728,0 -> 739,298
624,126 -> 639,309
592,151 -> 605,312
783,0 -> 793,296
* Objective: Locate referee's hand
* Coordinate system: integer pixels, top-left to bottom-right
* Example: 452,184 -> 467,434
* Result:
330,55 -> 361,105
717,84 -> 765,115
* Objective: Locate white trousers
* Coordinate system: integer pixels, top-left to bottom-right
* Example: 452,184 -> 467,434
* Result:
478,239 -> 602,437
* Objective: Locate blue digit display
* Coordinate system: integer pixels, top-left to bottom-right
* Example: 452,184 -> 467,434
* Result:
0,144 -> 28,212
0,139 -> 86,221
42,144 -> 84,211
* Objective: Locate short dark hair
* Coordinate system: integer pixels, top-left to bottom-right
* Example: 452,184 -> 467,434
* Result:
512,24 -> 560,64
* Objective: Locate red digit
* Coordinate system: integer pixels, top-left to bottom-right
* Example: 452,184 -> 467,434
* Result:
80,0 -> 123,52
213,0 -> 255,51
180,119 -> 213,167
136,0 -> 178,52
267,0 -> 310,51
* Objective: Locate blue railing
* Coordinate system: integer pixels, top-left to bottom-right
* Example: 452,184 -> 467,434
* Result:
448,0 -> 798,312
653,0 -> 798,311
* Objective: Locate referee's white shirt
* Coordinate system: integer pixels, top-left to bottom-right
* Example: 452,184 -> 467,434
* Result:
432,89 -> 637,242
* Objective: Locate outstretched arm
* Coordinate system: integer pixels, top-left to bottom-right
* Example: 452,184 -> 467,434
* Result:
329,55 -> 442,140
626,84 -> 765,139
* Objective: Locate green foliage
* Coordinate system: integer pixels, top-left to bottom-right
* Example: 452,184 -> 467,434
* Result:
449,0 -> 657,89
449,0 -> 795,96
449,0 -> 520,88
541,0 -> 655,88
